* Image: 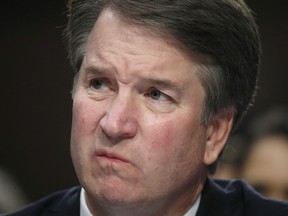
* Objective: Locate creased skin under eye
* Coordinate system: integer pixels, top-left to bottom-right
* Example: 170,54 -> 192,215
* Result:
86,78 -> 114,101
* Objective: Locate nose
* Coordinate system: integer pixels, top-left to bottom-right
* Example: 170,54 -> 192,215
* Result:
99,93 -> 138,140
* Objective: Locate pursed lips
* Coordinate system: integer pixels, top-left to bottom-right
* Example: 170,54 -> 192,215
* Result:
95,150 -> 131,164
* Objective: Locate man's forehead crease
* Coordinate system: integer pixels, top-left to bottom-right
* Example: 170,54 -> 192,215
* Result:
137,76 -> 187,91
83,65 -> 185,89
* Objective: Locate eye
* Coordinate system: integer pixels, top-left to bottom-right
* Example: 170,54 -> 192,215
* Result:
150,89 -> 162,100
90,79 -> 107,90
91,79 -> 104,89
144,88 -> 177,113
148,89 -> 171,102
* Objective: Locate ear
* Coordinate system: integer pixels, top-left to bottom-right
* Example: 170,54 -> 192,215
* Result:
203,108 -> 234,165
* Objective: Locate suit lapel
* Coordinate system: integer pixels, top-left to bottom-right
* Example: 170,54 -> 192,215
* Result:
195,178 -> 243,216
43,186 -> 81,216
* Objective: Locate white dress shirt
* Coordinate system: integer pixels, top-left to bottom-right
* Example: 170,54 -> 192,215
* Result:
80,188 -> 201,216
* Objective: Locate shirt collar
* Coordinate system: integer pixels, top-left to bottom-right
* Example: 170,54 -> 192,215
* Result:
80,188 -> 93,216
80,188 -> 201,216
183,194 -> 201,216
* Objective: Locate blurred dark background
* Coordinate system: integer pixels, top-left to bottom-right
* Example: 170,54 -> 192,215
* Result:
0,0 -> 287,210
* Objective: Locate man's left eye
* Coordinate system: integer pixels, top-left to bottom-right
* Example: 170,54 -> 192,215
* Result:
149,89 -> 170,101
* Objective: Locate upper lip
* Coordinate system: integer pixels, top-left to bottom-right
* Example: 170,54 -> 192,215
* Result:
95,149 -> 130,163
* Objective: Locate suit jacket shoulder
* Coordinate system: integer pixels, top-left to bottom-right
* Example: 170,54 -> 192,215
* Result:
2,180 -> 288,216
196,178 -> 288,216
2,186 -> 81,216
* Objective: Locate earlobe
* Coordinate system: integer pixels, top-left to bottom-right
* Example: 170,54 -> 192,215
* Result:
203,108 -> 234,165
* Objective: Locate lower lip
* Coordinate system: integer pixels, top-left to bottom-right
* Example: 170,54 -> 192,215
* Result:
95,155 -> 129,164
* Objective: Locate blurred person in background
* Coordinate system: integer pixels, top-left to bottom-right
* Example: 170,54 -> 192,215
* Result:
211,134 -> 248,180
241,107 -> 288,200
0,168 -> 29,214
213,106 -> 288,201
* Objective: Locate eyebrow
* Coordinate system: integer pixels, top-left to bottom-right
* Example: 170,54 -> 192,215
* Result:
143,78 -> 185,91
84,66 -> 108,75
84,66 -> 185,91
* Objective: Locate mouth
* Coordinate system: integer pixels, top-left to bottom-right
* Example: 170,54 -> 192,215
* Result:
95,150 -> 130,164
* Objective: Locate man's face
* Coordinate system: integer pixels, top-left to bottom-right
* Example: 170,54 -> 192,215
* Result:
70,9 -> 228,213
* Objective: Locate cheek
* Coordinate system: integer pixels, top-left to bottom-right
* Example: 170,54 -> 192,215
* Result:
70,100 -> 88,161
71,98 -> 102,174
71,97 -> 101,139
70,98 -> 102,162
141,117 -> 207,191
145,115 -> 205,162
71,100 -> 87,139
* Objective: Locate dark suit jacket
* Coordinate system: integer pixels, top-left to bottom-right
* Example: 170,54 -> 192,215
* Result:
3,178 -> 288,216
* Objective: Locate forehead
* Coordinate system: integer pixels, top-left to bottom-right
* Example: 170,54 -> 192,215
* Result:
89,9 -> 184,53
82,9 -> 205,89
88,8 -> 206,62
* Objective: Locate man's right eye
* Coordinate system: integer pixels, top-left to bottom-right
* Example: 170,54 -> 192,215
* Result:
90,79 -> 107,90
